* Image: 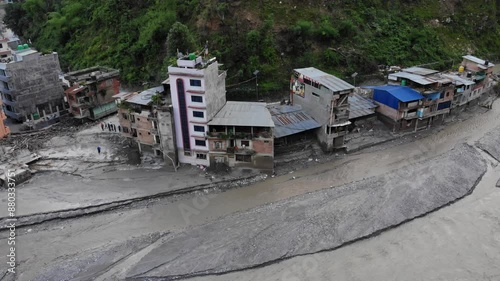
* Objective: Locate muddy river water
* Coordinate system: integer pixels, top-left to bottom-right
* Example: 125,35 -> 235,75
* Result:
2,101 -> 500,281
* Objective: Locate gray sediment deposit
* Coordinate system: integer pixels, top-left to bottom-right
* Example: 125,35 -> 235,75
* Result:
477,125 -> 500,162
129,144 -> 487,280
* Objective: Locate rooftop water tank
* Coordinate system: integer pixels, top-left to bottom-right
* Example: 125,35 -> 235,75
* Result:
189,53 -> 196,60
401,79 -> 407,86
17,45 -> 23,50
23,44 -> 29,49
458,66 -> 464,73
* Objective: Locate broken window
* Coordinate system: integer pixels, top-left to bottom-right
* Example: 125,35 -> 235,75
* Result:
196,153 -> 207,160
235,155 -> 251,162
215,141 -> 223,150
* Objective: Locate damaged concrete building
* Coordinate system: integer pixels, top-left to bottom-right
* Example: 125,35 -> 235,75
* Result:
115,85 -> 177,164
461,55 -> 496,95
207,101 -> 274,173
365,85 -> 425,132
0,98 -> 9,138
386,67 -> 454,130
0,47 -> 65,122
64,66 -> 120,120
290,67 -> 353,151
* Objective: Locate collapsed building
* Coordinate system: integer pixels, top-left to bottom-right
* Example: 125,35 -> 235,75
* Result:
290,67 -> 354,151
64,66 -> 120,120
0,46 -> 65,122
0,98 -> 9,138
115,85 -> 177,164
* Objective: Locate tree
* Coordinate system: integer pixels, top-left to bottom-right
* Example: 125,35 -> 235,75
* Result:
166,22 -> 196,57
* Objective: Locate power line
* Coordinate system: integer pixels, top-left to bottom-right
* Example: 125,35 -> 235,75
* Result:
226,76 -> 256,88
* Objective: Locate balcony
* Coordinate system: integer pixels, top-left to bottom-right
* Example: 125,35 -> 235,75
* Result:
420,108 -> 450,119
227,146 -> 255,155
403,111 -> 418,120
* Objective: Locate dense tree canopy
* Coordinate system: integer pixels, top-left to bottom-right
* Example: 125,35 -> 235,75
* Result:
4,0 -> 499,97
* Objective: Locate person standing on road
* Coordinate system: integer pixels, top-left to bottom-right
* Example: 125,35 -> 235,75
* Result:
97,146 -> 101,154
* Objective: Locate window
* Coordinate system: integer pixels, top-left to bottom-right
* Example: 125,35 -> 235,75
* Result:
155,135 -> 160,144
190,79 -> 202,87
193,111 -> 204,118
122,113 -> 128,120
236,154 -> 251,162
215,141 -> 223,150
195,139 -> 206,146
137,118 -> 140,121
241,140 -> 250,147
191,95 -> 203,103
194,125 -> 205,132
148,132 -> 151,135
312,92 -> 320,97
196,153 -> 207,160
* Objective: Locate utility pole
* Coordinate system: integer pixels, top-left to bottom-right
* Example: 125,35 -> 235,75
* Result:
351,72 -> 358,87
253,70 -> 260,101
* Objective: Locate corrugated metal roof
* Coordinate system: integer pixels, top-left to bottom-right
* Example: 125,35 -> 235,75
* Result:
389,72 -> 435,85
267,104 -> 321,138
294,67 -> 354,92
112,91 -> 133,99
126,86 -> 164,105
440,74 -> 475,86
209,101 -> 274,127
349,93 -> 377,120
402,67 -> 439,76
364,85 -> 425,102
462,55 -> 495,67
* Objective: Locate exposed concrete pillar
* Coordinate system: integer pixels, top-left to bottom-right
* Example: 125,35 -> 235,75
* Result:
42,110 -> 46,117
49,103 -> 53,113
56,106 -> 59,113
36,107 -> 40,116
138,142 -> 142,153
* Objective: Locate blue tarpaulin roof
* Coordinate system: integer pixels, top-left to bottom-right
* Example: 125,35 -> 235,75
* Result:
364,85 -> 424,110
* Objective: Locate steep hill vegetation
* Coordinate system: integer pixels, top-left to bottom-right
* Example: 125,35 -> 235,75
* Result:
4,0 -> 500,97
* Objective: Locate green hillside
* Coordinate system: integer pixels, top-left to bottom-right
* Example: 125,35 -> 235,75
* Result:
4,0 -> 500,96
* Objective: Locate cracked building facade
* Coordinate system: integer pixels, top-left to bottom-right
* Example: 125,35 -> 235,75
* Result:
0,48 -> 65,122
290,67 -> 353,151
64,66 -> 120,120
